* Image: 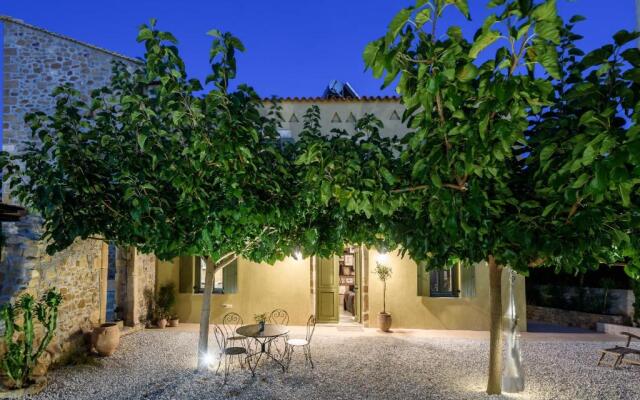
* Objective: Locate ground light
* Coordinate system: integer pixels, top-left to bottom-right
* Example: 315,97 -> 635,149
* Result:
201,352 -> 215,367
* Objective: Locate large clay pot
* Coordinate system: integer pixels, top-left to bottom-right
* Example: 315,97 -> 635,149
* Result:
378,312 -> 392,332
157,318 -> 168,329
168,318 -> 179,327
91,323 -> 120,356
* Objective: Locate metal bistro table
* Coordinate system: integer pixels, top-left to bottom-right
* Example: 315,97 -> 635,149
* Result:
236,324 -> 289,376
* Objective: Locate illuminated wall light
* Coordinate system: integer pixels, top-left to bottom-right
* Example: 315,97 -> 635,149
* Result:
376,250 -> 389,264
293,247 -> 302,261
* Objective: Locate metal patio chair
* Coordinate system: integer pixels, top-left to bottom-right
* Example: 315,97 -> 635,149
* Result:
285,315 -> 316,371
268,308 -> 290,357
222,312 -> 248,348
212,325 -> 247,384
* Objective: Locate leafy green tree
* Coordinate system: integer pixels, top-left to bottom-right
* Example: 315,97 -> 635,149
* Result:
3,21 -> 297,369
526,20 -> 640,281
363,0 -> 563,394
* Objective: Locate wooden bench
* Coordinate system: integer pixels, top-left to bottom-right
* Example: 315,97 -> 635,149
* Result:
598,331 -> 640,369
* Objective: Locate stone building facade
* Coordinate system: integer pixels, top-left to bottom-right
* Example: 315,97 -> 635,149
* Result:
0,16 -> 155,360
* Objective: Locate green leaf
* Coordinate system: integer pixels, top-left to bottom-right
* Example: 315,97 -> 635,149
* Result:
137,134 -> 147,150
619,182 -> 633,207
470,30 -> 501,59
430,173 -> 442,188
531,0 -> 557,22
535,21 -> 560,44
412,159 -> 428,179
415,8 -> 432,28
541,201 -> 557,217
136,28 -> 154,42
539,143 -> 556,162
446,0 -> 470,19
613,29 -> 640,47
386,8 -> 412,44
379,167 -> 396,185
456,63 -> 478,82
571,173 -> 590,188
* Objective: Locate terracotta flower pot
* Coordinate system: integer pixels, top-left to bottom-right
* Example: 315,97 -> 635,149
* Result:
91,323 -> 120,356
378,312 -> 392,332
168,318 -> 179,327
157,318 -> 168,329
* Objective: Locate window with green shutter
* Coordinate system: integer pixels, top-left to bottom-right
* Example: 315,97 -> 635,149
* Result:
179,256 -> 238,294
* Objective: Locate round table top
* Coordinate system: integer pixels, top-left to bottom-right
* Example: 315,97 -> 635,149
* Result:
236,324 -> 288,338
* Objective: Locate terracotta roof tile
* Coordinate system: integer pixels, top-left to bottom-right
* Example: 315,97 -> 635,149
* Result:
264,95 -> 401,103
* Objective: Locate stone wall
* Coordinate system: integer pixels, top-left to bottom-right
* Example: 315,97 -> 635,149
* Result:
1,215 -> 106,354
527,305 -> 626,331
0,17 -> 152,362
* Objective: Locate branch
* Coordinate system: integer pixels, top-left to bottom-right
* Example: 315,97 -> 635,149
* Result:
213,254 -> 238,273
528,258 -> 545,268
390,182 -> 467,194
565,199 -> 581,224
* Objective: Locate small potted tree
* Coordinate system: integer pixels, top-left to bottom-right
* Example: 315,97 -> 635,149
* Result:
375,262 -> 393,332
156,283 -> 176,329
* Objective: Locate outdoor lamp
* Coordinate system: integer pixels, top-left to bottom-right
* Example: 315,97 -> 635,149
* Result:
201,352 -> 214,366
293,247 -> 302,260
376,249 -> 389,264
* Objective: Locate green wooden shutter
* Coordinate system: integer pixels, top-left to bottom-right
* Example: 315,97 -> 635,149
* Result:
222,259 -> 238,294
179,256 -> 194,293
460,262 -> 476,297
417,262 -> 430,296
194,257 -> 203,293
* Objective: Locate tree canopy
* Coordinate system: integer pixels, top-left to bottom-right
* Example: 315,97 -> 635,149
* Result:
4,20 -> 297,264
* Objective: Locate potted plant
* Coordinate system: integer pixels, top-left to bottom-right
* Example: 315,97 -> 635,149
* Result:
0,289 -> 62,396
112,306 -> 124,330
157,283 -> 179,327
375,262 -> 393,332
154,283 -> 177,329
254,313 -> 267,333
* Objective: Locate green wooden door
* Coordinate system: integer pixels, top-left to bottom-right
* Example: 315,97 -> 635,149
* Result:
354,247 -> 363,323
316,256 -> 339,323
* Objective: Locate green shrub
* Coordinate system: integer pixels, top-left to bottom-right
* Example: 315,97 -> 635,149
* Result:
156,283 -> 176,320
0,289 -> 62,389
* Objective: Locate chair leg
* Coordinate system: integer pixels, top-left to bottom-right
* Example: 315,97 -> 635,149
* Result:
286,345 -> 295,372
305,345 -> 314,369
215,353 -> 223,375
597,352 -> 607,367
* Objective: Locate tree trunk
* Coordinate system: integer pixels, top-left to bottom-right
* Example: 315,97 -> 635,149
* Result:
197,257 -> 216,370
486,255 -> 503,395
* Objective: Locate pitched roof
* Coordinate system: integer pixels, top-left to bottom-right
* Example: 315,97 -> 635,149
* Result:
0,15 -> 142,65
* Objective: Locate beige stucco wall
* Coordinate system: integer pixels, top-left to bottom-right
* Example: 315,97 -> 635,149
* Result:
367,249 -> 527,331
156,256 -> 313,325
271,99 -> 408,140
159,248 -> 527,331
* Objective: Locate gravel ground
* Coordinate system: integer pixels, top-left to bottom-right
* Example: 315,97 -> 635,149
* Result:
29,328 -> 639,400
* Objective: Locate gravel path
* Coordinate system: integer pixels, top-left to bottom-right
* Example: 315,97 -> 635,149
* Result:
29,329 -> 639,400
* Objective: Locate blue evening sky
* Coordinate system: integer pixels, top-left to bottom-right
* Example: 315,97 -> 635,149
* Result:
0,0 -> 637,98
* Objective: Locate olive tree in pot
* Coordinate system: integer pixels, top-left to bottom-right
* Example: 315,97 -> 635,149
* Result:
0,289 -> 62,394
158,283 -> 179,327
375,262 -> 392,332
155,284 -> 176,329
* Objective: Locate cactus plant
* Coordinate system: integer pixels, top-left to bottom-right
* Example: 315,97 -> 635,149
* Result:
0,289 -> 62,389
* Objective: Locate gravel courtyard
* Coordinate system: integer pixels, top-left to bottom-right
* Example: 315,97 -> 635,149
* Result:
32,326 -> 639,400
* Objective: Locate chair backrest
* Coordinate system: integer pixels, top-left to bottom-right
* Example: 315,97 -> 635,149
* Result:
213,324 -> 226,352
305,315 -> 317,343
269,309 -> 289,326
222,312 -> 243,338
